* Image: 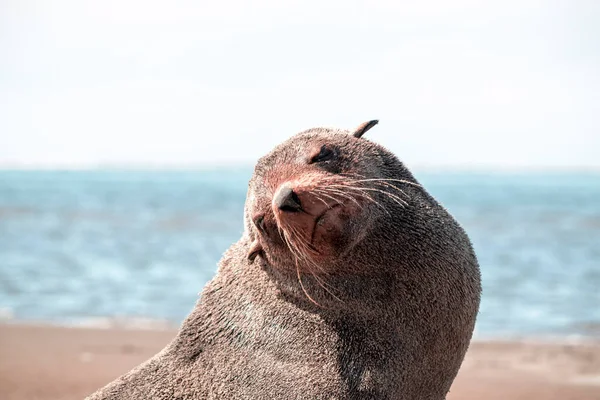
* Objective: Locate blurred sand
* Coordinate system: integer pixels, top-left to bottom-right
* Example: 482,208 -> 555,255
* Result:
1,324 -> 599,399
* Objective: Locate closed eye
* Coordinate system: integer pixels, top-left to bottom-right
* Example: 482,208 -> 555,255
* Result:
309,145 -> 336,164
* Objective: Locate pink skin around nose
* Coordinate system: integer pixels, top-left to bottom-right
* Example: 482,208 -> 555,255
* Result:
272,183 -> 342,242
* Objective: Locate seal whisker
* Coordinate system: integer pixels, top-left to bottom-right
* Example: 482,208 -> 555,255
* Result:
325,184 -> 391,215
289,225 -> 323,266
336,175 -> 409,195
346,179 -> 413,202
331,184 -> 408,208
337,172 -> 420,187
295,255 -> 323,307
344,176 -> 423,189
329,174 -> 412,204
357,186 -> 409,207
284,223 -> 318,268
311,192 -> 333,209
316,187 -> 362,208
279,222 -> 310,267
283,227 -> 309,264
308,269 -> 343,302
292,223 -> 319,254
291,237 -> 342,300
311,189 -> 341,203
367,188 -> 408,208
275,220 -> 288,244
286,224 -> 334,279
286,226 -> 339,303
290,231 -> 341,295
281,216 -> 324,303
312,189 -> 347,206
369,181 -> 410,200
324,184 -> 377,203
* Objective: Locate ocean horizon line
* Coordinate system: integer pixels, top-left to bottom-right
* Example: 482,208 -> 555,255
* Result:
1,163 -> 600,174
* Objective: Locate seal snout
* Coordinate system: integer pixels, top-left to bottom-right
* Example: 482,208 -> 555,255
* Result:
273,185 -> 302,213
272,183 -> 336,220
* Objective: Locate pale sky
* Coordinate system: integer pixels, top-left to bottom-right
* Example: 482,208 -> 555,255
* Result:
1,0 -> 599,169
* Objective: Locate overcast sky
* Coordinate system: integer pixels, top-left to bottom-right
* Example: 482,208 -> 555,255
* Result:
1,0 -> 598,169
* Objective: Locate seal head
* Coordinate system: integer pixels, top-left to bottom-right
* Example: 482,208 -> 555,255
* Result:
245,119 -> 416,278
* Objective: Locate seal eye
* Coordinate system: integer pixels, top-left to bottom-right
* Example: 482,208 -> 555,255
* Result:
310,145 -> 336,164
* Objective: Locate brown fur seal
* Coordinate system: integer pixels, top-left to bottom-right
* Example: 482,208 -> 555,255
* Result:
87,121 -> 481,400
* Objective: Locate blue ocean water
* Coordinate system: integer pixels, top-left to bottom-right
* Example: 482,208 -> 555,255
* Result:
0,169 -> 599,338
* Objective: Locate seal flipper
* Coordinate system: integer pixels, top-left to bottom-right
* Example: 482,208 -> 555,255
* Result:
247,239 -> 263,262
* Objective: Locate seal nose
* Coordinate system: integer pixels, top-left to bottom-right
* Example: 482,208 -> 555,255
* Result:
274,185 -> 302,213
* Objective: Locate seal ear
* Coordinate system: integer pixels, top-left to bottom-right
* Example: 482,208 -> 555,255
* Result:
351,120 -> 379,138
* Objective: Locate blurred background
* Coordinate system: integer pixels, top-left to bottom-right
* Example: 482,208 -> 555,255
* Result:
1,0 -> 599,339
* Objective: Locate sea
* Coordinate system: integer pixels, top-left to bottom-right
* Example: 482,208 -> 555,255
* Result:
1,169 -> 599,339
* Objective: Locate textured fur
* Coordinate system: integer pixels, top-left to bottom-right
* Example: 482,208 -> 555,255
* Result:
87,123 -> 481,400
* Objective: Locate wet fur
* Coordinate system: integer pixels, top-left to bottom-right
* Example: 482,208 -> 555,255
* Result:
87,124 -> 481,400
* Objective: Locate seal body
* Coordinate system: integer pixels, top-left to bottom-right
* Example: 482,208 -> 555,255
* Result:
87,122 -> 481,400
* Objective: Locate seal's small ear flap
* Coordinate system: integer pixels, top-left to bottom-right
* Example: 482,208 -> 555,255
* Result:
352,120 -> 379,138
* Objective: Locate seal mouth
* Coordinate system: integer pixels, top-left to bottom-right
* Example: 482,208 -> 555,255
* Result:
311,203 -> 343,244
315,203 -> 342,225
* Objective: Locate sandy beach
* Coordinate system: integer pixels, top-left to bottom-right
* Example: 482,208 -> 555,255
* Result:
0,324 -> 598,399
